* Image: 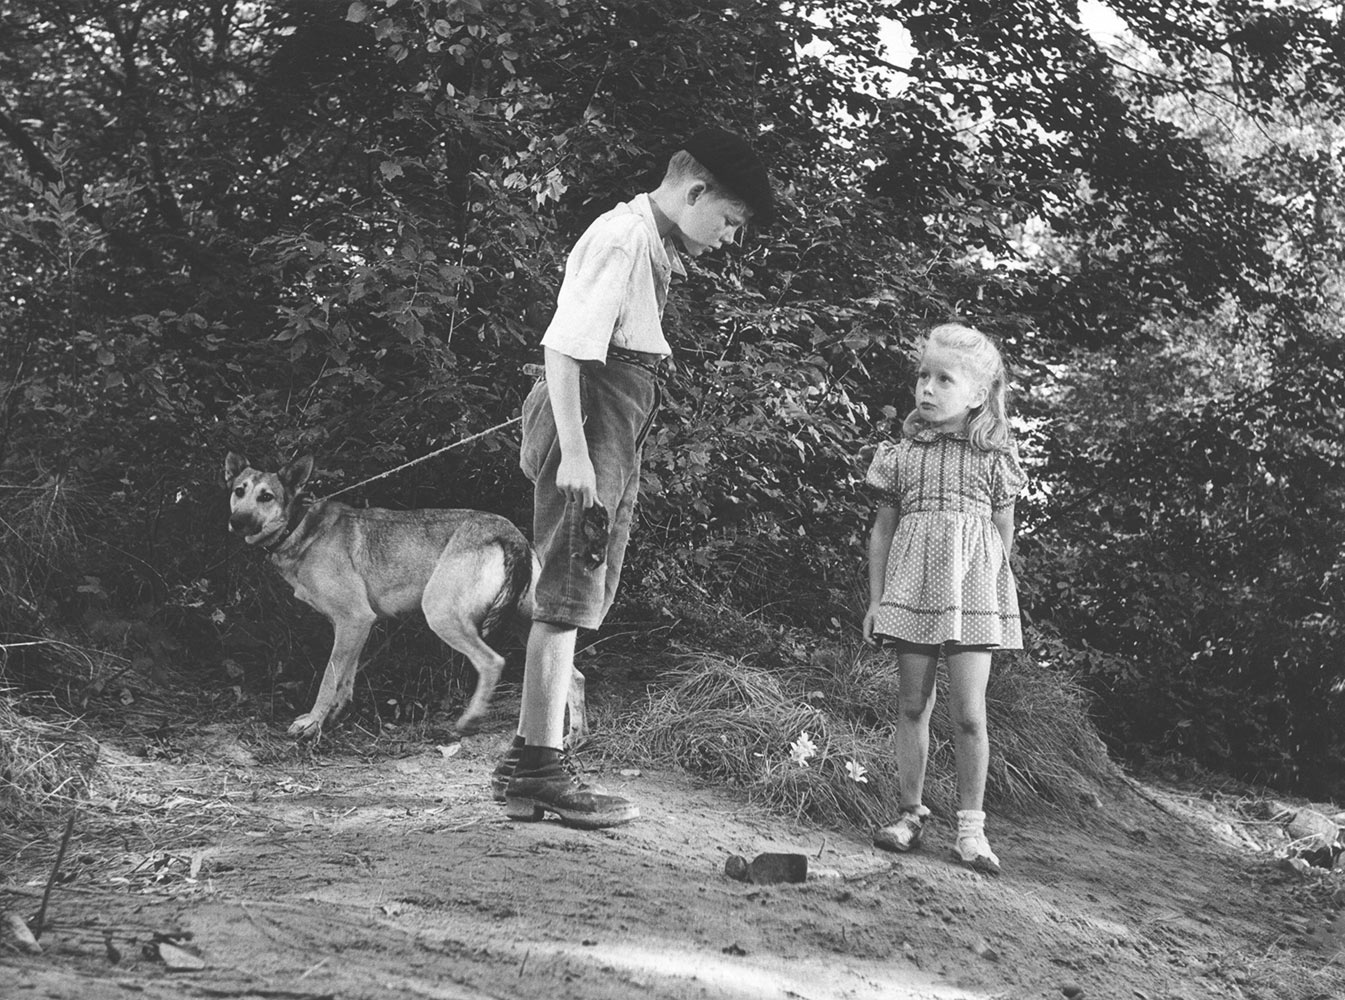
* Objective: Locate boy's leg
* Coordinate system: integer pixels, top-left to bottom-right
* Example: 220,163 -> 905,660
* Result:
502,618 -> 636,828
518,620 -> 576,748
496,363 -> 653,827
490,621 -> 577,802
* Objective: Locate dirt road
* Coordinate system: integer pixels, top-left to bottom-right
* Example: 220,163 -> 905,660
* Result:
4,721 -> 1343,1000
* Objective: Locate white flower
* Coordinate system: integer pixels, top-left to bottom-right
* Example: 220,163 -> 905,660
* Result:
788,731 -> 818,767
844,759 -> 869,783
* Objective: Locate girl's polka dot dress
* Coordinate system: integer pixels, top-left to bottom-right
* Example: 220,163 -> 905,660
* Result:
866,429 -> 1027,648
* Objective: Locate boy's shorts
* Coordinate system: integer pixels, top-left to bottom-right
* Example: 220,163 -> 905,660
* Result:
520,352 -> 663,630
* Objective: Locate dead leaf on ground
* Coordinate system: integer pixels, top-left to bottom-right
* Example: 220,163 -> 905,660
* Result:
2,912 -> 41,954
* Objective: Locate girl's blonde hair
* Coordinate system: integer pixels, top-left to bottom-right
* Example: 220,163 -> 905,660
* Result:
902,323 -> 1013,452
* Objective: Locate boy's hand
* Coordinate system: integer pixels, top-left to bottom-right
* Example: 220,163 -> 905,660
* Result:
555,452 -> 597,508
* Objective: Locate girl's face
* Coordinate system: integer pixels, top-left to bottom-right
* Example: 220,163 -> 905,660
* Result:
914,342 -> 988,431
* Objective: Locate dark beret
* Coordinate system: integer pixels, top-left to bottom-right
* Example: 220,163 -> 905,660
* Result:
681,128 -> 775,226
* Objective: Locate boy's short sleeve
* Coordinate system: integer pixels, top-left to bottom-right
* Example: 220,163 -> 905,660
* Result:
541,221 -> 642,362
991,445 -> 1028,510
864,442 -> 902,508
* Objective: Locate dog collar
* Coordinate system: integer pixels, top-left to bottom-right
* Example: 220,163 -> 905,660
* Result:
263,498 -> 311,553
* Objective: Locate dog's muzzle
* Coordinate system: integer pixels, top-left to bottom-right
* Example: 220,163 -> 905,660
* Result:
230,513 -> 267,538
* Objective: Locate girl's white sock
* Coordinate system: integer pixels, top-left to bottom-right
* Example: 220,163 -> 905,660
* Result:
955,809 -> 1001,873
956,809 -> 987,838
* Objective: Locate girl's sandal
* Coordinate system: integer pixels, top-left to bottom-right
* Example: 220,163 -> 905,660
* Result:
873,805 -> 931,853
953,832 -> 1001,876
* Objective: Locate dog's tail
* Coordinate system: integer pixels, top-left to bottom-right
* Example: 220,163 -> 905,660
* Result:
480,535 -> 534,638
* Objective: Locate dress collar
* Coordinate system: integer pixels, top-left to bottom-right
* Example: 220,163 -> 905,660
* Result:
909,425 -> 970,444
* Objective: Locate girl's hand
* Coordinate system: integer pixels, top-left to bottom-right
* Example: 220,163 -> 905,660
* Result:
861,603 -> 881,646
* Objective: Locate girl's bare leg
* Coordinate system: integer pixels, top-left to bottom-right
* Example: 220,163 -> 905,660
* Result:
894,643 -> 940,807
945,645 -> 992,810
946,645 -> 1000,873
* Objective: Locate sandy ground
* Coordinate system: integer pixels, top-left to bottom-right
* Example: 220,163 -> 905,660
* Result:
3,714 -> 1345,1000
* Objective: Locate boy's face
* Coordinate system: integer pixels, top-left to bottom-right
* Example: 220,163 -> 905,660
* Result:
676,185 -> 749,256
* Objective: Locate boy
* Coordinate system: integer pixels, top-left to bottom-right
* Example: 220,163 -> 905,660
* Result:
492,127 -> 774,828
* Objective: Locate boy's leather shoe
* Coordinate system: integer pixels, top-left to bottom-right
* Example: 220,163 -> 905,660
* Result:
489,744 -> 523,803
504,759 -> 638,829
492,746 -> 593,803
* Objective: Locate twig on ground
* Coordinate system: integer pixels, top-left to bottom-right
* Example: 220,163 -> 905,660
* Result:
33,812 -> 75,939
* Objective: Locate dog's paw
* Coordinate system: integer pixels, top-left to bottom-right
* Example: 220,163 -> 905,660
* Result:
451,712 -> 483,738
287,713 -> 324,738
562,729 -> 590,751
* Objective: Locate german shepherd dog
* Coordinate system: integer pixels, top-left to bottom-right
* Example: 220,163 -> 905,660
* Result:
224,452 -> 585,740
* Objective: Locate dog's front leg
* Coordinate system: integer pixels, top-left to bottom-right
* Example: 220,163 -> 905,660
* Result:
289,613 -> 375,738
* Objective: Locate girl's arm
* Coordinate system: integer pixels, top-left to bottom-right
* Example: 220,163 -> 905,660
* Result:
863,505 -> 901,644
991,504 -> 1015,556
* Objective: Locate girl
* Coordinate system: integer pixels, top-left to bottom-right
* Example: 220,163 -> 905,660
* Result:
861,323 -> 1026,876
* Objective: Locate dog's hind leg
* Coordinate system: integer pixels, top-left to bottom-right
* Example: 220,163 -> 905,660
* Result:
565,667 -> 587,747
422,548 -> 508,737
290,612 -> 375,738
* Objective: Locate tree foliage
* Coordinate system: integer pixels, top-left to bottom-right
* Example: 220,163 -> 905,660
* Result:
2,0 -> 1344,795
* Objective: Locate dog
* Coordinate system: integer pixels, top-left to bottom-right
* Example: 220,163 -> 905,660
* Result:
223,452 -> 585,741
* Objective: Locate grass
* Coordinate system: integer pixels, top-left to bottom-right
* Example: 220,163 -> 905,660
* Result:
590,606 -> 1120,831
0,694 -> 100,864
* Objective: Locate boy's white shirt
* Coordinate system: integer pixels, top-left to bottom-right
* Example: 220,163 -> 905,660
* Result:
540,193 -> 686,362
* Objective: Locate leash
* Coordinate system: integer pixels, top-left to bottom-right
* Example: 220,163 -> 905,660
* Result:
314,415 -> 523,503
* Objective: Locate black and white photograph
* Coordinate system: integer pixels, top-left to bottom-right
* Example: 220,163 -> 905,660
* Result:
2,2 -> 1344,997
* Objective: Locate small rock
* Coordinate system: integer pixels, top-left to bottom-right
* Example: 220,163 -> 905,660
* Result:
724,855 -> 749,881
722,942 -> 747,956
1287,808 -> 1339,850
1061,985 -> 1084,999
971,937 -> 999,962
724,852 -> 808,884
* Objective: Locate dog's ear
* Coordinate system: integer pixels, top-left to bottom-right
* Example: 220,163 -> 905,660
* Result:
224,452 -> 249,485
278,455 -> 315,495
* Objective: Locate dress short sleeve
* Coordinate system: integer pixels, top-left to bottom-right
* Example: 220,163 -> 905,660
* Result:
864,441 -> 902,508
991,445 -> 1027,510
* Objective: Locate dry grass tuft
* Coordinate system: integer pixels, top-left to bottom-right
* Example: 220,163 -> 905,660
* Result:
0,695 -> 100,861
594,624 -> 1119,831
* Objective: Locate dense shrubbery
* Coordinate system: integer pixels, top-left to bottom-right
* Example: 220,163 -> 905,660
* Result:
2,0 -> 1344,799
